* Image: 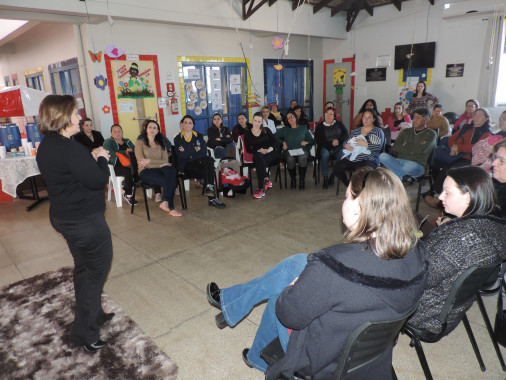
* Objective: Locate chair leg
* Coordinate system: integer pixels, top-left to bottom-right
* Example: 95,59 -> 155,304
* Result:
142,187 -> 150,221
415,178 -> 424,212
462,314 -> 486,372
277,163 -> 282,189
336,177 -> 341,196
410,337 -> 434,380
284,165 -> 287,189
476,293 -> 506,371
248,166 -> 253,195
179,177 -> 187,210
130,187 -> 136,215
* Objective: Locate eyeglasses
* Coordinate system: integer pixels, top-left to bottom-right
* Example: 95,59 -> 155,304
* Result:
490,153 -> 506,165
287,115 -> 295,119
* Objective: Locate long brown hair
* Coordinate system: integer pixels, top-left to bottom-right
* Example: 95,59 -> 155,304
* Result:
343,167 -> 417,259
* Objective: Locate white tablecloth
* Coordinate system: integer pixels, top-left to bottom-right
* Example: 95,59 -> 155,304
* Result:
0,155 -> 40,197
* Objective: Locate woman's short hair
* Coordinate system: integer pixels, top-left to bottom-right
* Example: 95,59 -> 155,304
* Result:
475,107 -> 490,119
181,114 -> 195,125
38,95 -> 76,135
433,104 -> 443,111
466,99 -> 479,109
446,166 -> 499,217
492,138 -> 506,154
111,124 -> 122,132
343,167 -> 417,259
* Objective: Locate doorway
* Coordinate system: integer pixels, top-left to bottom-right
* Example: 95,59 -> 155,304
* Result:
323,57 -> 355,130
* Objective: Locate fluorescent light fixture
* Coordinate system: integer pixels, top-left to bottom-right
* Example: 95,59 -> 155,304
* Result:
444,3 -> 450,9
0,19 -> 28,41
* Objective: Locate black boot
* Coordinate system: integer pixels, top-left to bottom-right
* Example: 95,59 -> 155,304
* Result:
322,176 -> 328,189
288,169 -> 297,189
328,173 -> 335,187
298,166 -> 307,190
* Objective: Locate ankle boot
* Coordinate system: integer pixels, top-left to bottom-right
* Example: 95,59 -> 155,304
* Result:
322,176 -> 328,189
298,166 -> 307,190
328,173 -> 335,187
288,169 -> 297,189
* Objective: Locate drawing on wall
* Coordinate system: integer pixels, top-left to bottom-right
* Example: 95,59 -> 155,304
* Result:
94,75 -> 108,90
88,51 -> 102,63
116,61 -> 155,98
105,45 -> 125,59
398,68 -> 431,108
333,68 -> 346,95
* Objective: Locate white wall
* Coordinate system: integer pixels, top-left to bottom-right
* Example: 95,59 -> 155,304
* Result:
0,23 -> 78,92
322,0 -> 491,116
80,19 -> 324,138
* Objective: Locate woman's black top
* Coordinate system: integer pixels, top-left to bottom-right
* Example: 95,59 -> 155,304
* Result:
207,125 -> 233,148
72,130 -> 105,152
314,121 -> 349,153
244,129 -> 278,154
36,133 -> 109,220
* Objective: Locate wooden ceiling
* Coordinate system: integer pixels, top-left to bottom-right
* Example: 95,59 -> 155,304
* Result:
242,0 -> 434,31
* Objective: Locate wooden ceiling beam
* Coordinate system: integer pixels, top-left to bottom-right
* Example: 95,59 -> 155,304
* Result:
268,0 -> 277,5
242,0 -> 270,20
363,0 -> 374,16
331,0 -> 354,17
428,0 -> 434,5
392,0 -> 402,11
292,0 -> 304,11
313,0 -> 334,14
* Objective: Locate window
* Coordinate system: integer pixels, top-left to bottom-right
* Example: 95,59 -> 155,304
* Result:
25,71 -> 45,91
11,73 -> 18,86
264,59 -> 313,120
179,58 -> 250,135
4,76 -> 10,87
495,17 -> 506,105
48,58 -> 83,99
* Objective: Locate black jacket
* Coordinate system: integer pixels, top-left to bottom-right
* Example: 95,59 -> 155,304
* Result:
267,242 -> 428,380
314,121 -> 349,155
207,125 -> 233,149
72,130 -> 105,152
36,133 -> 109,220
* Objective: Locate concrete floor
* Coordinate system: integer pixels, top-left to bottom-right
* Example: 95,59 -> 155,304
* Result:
1,169 -> 505,380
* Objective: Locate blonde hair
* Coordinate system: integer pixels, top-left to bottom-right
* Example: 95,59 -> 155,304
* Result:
38,95 -> 76,135
343,167 -> 417,259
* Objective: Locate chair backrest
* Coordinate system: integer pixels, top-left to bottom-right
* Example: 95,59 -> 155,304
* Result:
238,134 -> 254,164
438,264 -> 499,326
334,307 -> 416,379
443,111 -> 459,126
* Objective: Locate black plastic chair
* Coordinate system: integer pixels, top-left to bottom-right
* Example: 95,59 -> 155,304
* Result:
414,150 -> 435,212
127,151 -> 155,221
443,111 -> 459,126
260,306 -> 417,379
402,264 -> 500,380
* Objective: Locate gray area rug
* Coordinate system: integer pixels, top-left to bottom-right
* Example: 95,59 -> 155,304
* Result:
0,267 -> 178,379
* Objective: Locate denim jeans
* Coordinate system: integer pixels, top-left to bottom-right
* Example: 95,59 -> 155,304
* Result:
139,166 -> 177,209
379,153 -> 424,179
320,147 -> 342,176
221,253 -> 308,372
213,143 -> 236,160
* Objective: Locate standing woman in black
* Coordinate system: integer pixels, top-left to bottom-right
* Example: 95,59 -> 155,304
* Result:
36,95 -> 113,352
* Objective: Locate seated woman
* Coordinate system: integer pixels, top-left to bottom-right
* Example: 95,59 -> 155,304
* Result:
496,110 -> 506,138
268,104 -> 283,126
407,166 -> 506,336
314,107 -> 349,189
103,124 -> 137,205
331,109 -> 384,188
427,104 -> 450,138
73,117 -> 105,152
138,119 -> 173,202
231,113 -> 252,144
134,120 -> 181,217
491,139 -> 506,218
174,115 -> 225,209
405,81 -> 439,116
244,112 -> 280,199
318,101 -> 341,123
387,101 -> 411,142
292,105 -> 308,128
261,106 -> 276,134
351,99 -> 384,130
452,99 -> 479,135
207,113 -> 236,160
275,110 -> 314,190
206,167 -> 428,379
425,108 -> 492,208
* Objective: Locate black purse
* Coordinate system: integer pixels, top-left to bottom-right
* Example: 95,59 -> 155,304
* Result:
494,264 -> 506,347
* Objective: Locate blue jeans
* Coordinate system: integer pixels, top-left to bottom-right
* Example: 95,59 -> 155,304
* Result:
379,153 -> 424,179
213,143 -> 236,160
221,253 -> 308,372
320,147 -> 342,176
139,166 -> 177,209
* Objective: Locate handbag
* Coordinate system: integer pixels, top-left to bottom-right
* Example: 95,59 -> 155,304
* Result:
116,152 -> 131,167
494,264 -> 506,347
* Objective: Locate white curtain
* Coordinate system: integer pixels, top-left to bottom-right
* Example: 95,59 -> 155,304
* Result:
478,15 -> 505,107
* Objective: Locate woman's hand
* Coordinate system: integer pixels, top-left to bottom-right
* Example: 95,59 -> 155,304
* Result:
436,215 -> 452,226
289,277 -> 299,286
216,137 -> 221,141
178,146 -> 184,152
258,148 -> 268,154
301,141 -> 308,147
332,139 -> 339,147
355,138 -> 368,148
161,162 -> 172,167
282,142 -> 288,150
138,158 -> 150,169
126,148 -> 133,153
93,147 -> 110,161
344,143 -> 354,151
450,145 -> 459,156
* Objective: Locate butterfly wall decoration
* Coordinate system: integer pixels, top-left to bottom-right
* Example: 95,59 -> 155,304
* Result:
88,51 -> 103,63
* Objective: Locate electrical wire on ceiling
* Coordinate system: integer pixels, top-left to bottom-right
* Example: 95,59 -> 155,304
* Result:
83,0 -> 97,52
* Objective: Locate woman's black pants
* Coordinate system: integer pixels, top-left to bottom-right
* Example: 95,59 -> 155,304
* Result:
50,211 -> 113,346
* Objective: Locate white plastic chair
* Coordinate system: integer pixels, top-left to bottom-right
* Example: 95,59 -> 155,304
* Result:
107,164 -> 124,207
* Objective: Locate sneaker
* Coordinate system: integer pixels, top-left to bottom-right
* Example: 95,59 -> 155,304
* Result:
204,184 -> 215,196
123,194 -> 138,205
253,188 -> 265,199
209,197 -> 226,209
264,178 -> 272,189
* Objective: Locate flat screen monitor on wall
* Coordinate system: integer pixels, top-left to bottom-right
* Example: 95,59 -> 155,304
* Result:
394,42 -> 436,70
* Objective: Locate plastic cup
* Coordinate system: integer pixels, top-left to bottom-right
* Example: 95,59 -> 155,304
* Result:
10,148 -> 17,157
0,146 -> 6,159
31,148 -> 36,157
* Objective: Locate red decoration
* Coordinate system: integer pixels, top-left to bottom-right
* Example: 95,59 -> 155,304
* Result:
102,105 -> 111,114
